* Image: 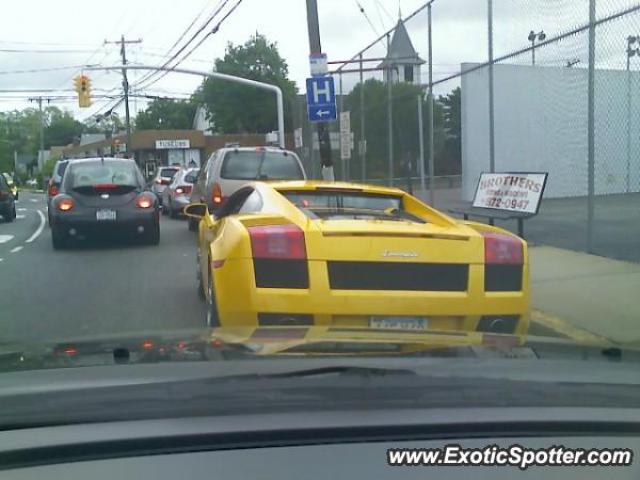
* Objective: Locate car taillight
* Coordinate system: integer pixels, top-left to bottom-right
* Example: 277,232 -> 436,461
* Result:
48,182 -> 59,197
155,178 -> 163,184
57,198 -> 75,212
248,224 -> 306,259
136,194 -> 154,209
212,182 -> 223,206
175,185 -> 191,195
482,232 -> 523,264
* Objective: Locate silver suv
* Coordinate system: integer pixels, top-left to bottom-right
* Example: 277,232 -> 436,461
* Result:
188,147 -> 306,230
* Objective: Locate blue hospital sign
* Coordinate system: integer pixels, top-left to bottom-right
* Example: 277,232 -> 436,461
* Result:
306,76 -> 337,122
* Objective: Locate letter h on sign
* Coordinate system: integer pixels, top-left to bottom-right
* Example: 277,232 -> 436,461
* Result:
306,76 -> 337,123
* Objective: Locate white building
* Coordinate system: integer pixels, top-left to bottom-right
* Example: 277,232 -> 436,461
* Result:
461,62 -> 640,200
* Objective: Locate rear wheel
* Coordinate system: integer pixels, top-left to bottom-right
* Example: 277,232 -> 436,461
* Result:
169,200 -> 179,219
146,222 -> 160,246
188,217 -> 197,232
8,204 -> 16,222
206,268 -> 220,327
51,226 -> 66,250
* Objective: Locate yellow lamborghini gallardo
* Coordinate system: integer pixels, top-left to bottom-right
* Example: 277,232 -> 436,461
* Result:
185,181 -> 530,335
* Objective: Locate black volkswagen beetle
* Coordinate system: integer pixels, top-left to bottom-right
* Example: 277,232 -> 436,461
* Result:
49,157 -> 160,249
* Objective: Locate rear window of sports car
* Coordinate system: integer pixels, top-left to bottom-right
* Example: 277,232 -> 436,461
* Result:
281,191 -> 424,223
221,151 -> 304,180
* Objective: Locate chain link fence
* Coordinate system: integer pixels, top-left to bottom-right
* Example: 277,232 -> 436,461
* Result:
291,0 -> 640,262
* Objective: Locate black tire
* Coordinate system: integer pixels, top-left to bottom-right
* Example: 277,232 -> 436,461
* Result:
169,201 -> 179,219
146,222 -> 160,246
188,217 -> 197,232
196,256 -> 206,302
161,202 -> 168,216
206,268 -> 220,327
7,204 -> 16,222
51,226 -> 66,250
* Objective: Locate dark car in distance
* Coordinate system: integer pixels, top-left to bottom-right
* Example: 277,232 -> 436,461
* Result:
49,158 -> 160,249
0,173 -> 16,223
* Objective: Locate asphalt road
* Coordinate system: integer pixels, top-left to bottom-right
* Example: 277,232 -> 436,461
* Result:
0,191 -> 206,342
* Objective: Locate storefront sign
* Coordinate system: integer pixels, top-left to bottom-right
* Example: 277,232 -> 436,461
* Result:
155,139 -> 190,149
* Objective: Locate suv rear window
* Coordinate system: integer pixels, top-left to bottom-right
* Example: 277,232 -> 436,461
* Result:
159,168 -> 179,179
221,151 -> 303,180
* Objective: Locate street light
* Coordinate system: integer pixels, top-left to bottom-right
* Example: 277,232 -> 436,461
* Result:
528,30 -> 546,66
625,35 -> 640,193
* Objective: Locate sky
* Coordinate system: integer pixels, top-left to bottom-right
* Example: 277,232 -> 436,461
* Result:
0,0 -> 636,122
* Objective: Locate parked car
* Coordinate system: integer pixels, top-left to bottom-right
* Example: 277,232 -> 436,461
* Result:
162,167 -> 199,218
150,166 -> 180,207
185,181 -> 529,330
0,173 -> 16,222
49,158 -> 160,249
188,146 -> 306,231
2,173 -> 18,200
47,159 -> 71,225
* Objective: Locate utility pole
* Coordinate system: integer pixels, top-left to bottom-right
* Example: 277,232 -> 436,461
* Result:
105,36 -> 142,158
305,0 -> 334,181
387,33 -> 394,186
28,96 -> 52,171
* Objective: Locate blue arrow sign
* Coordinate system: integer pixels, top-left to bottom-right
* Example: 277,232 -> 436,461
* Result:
306,76 -> 337,123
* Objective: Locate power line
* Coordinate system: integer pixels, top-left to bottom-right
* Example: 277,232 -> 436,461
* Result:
0,47 -> 95,54
136,0 -> 243,91
0,64 -> 101,76
354,0 -> 380,37
133,0 -> 230,89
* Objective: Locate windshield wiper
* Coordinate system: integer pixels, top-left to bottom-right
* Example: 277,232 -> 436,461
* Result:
242,365 -> 417,380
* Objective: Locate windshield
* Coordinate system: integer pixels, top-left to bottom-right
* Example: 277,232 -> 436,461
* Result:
221,150 -> 304,180
1,0 -> 640,442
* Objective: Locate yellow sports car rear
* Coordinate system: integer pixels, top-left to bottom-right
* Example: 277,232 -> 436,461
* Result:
187,181 -> 530,335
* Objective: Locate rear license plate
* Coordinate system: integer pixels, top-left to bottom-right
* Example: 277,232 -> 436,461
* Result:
369,317 -> 428,331
96,209 -> 117,221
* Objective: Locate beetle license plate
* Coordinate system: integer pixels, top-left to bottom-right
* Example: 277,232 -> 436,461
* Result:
369,317 -> 428,331
96,209 -> 116,221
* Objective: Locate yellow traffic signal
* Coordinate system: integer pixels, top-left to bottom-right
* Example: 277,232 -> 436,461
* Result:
73,74 -> 92,108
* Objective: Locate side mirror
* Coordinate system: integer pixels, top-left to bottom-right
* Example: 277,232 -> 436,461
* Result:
183,203 -> 208,219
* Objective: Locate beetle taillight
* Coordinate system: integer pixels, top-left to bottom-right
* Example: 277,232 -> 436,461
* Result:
248,224 -> 306,259
482,232 -> 523,265
57,198 -> 75,212
136,194 -> 154,209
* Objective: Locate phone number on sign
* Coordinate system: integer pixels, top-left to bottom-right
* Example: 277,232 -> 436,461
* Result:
484,197 -> 529,210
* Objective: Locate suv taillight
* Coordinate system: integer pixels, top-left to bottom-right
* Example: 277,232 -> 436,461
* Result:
212,182 -> 224,206
175,185 -> 192,196
248,225 -> 306,259
482,232 -> 523,264
48,182 -> 59,197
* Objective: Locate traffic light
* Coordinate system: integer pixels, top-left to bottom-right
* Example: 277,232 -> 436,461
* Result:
73,75 -> 92,108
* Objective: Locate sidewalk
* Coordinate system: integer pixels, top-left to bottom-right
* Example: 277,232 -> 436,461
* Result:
529,246 -> 640,344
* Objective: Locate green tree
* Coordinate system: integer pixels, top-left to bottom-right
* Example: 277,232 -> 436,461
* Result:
135,98 -> 197,130
345,79 -> 446,180
437,87 -> 461,175
198,33 -> 297,133
44,107 -> 85,148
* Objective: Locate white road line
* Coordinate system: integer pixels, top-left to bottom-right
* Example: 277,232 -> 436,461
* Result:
10,246 -> 23,253
26,210 -> 46,244
17,208 -> 27,212
0,235 -> 14,244
29,198 -> 38,203
16,215 -> 25,219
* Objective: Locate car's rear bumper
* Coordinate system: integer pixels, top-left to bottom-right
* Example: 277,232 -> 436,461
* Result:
51,208 -> 158,238
212,259 -> 530,334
